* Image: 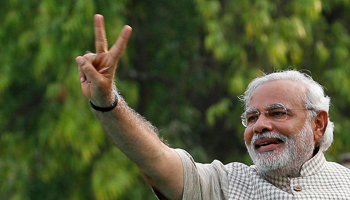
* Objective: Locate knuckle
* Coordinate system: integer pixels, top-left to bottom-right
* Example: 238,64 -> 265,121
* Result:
83,53 -> 96,61
81,64 -> 93,74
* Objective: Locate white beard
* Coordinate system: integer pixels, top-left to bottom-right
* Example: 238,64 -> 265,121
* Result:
245,121 -> 315,177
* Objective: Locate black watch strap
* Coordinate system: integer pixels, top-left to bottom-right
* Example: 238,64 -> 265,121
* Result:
89,94 -> 118,112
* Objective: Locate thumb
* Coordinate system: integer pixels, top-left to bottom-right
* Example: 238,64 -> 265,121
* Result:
76,56 -> 102,84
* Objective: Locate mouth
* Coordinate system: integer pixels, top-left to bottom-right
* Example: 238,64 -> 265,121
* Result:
254,138 -> 284,152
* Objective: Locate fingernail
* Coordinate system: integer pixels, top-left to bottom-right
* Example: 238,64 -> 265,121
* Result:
76,57 -> 85,66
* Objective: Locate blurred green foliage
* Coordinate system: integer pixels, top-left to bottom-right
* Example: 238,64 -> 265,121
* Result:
0,0 -> 350,199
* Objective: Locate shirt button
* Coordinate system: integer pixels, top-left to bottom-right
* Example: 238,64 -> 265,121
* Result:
293,185 -> 302,191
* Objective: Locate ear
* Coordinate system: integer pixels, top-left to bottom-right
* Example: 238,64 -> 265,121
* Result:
312,110 -> 328,142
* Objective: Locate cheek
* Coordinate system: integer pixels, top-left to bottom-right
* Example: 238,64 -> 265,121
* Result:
244,129 -> 253,145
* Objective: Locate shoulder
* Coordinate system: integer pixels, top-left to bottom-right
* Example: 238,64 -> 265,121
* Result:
318,161 -> 350,187
172,149 -> 235,200
174,148 -> 258,179
224,162 -> 259,177
325,161 -> 350,174
224,162 -> 264,187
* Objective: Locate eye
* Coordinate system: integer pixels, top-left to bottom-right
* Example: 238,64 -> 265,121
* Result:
246,113 -> 259,123
269,109 -> 287,119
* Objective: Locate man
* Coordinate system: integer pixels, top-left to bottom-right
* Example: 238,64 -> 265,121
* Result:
76,14 -> 350,199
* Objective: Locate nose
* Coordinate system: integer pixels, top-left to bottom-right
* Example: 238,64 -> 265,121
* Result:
252,112 -> 273,133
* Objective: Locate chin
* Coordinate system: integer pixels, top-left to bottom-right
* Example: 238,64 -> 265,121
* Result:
248,146 -> 302,176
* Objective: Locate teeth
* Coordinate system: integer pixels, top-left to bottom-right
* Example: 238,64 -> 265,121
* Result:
257,142 -> 271,147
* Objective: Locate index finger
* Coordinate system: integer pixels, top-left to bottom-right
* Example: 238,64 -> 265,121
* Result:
109,25 -> 132,60
94,14 -> 108,53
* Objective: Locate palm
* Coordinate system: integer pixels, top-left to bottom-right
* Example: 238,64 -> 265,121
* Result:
81,53 -> 115,98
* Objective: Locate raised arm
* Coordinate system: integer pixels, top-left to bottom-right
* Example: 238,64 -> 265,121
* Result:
75,14 -> 183,200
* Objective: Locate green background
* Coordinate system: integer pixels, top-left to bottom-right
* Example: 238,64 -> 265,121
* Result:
1,0 -> 350,199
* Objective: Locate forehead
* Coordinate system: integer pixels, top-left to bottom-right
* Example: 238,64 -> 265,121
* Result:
248,79 -> 306,109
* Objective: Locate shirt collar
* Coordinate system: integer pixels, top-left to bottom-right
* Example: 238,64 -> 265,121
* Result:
300,149 -> 327,176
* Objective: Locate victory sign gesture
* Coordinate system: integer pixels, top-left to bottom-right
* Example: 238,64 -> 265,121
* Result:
76,14 -> 132,108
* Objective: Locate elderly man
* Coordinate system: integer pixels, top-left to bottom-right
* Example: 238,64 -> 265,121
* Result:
76,14 -> 350,199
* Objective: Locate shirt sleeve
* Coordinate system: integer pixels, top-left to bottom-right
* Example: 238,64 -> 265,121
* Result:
173,149 -> 229,200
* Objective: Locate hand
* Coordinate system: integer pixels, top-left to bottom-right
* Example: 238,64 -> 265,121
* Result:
76,14 -> 132,107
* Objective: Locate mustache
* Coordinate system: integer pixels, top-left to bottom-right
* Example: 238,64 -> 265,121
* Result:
251,132 -> 288,146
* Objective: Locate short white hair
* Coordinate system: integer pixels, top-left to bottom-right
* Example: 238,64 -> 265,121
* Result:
240,70 -> 334,151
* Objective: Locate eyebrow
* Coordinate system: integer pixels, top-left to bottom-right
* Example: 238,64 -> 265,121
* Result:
245,103 -> 286,114
267,103 -> 285,110
245,107 -> 258,114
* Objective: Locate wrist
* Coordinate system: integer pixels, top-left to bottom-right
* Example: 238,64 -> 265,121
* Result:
90,93 -> 118,112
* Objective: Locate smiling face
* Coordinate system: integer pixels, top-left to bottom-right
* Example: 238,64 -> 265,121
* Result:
244,79 -> 316,176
